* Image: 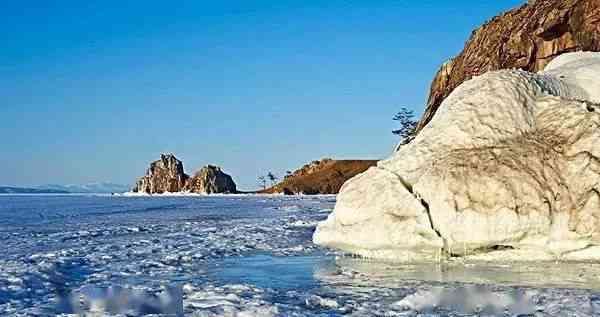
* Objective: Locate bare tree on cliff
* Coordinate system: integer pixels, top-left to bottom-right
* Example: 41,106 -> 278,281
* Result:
267,172 -> 278,186
393,107 -> 418,148
257,175 -> 267,190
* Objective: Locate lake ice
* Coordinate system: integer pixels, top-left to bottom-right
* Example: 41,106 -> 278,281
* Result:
1,194 -> 599,316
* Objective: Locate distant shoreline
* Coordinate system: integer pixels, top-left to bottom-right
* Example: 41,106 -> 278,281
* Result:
118,192 -> 337,198
0,193 -> 114,196
0,192 -> 337,198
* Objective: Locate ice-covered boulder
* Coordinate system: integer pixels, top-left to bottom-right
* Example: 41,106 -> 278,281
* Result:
314,52 -> 600,262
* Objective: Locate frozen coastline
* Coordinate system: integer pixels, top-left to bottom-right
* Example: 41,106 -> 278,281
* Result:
2,195 -> 600,316
314,52 -> 600,263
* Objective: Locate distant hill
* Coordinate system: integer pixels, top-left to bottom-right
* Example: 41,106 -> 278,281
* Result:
0,186 -> 69,194
261,159 -> 378,195
35,183 -> 130,194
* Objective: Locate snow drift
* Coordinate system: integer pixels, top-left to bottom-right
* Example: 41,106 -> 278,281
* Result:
314,52 -> 600,262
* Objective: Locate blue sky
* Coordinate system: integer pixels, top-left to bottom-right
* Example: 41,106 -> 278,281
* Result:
0,0 -> 524,190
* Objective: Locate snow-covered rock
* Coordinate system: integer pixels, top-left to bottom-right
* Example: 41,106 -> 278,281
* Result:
314,52 -> 600,262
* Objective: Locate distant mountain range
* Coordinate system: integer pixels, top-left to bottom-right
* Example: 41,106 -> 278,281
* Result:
0,183 -> 130,194
0,186 -> 70,194
36,183 -> 131,193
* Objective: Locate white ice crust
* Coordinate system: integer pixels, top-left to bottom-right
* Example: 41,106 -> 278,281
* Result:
314,52 -> 600,262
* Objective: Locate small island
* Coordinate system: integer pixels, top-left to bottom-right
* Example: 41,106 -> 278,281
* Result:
131,154 -> 237,194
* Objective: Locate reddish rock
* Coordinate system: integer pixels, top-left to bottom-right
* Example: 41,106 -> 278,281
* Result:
417,0 -> 600,133
132,154 -> 237,194
132,154 -> 189,194
185,165 -> 237,194
262,159 -> 378,195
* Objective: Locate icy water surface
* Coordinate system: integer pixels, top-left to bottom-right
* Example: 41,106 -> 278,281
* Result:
1,195 -> 600,316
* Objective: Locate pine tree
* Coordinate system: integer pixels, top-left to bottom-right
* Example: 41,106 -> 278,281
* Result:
257,175 -> 267,190
266,172 -> 278,186
392,107 -> 417,145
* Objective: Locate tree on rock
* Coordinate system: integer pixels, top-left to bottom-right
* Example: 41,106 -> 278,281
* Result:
393,107 -> 417,146
258,175 -> 267,190
267,172 -> 278,186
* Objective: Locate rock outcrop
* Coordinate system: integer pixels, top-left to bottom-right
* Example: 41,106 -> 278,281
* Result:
314,52 -> 600,262
132,154 -> 238,194
132,154 -> 189,194
416,0 -> 600,134
262,159 -> 377,195
185,165 -> 237,194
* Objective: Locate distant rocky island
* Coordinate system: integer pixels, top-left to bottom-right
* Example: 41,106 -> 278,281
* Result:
261,159 -> 377,195
131,154 -> 377,195
315,0 -> 600,262
131,154 -> 237,194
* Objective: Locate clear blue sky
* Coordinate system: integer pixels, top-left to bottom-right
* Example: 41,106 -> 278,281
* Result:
1,0 -> 524,190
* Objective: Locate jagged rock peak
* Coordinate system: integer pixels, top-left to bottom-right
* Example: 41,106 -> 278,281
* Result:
132,153 -> 189,194
416,0 -> 600,134
185,165 -> 237,194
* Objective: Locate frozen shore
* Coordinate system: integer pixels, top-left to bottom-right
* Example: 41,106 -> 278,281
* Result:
314,52 -> 600,263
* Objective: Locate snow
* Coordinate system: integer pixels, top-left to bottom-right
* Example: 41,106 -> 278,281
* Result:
543,51 -> 600,103
314,52 -> 600,263
393,287 -> 537,315
1,195 -> 600,315
119,191 -> 336,198
0,195 -> 334,315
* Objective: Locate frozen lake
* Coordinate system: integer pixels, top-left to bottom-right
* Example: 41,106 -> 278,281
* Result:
1,195 -> 600,316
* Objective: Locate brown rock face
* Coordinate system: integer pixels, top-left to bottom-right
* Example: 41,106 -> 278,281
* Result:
262,159 -> 378,195
417,0 -> 600,133
132,154 -> 189,194
185,165 -> 237,194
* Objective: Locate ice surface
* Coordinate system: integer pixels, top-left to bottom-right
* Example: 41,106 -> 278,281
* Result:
1,195 -> 599,316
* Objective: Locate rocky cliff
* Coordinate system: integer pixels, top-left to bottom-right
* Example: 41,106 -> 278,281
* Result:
315,52 -> 600,262
132,154 -> 189,194
262,159 -> 377,195
132,154 -> 237,194
185,165 -> 237,194
416,0 -> 600,134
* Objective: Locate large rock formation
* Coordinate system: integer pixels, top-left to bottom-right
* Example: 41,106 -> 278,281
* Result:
314,52 -> 600,262
262,159 -> 377,195
185,165 -> 237,194
417,0 -> 600,134
132,154 -> 238,194
132,154 -> 189,194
